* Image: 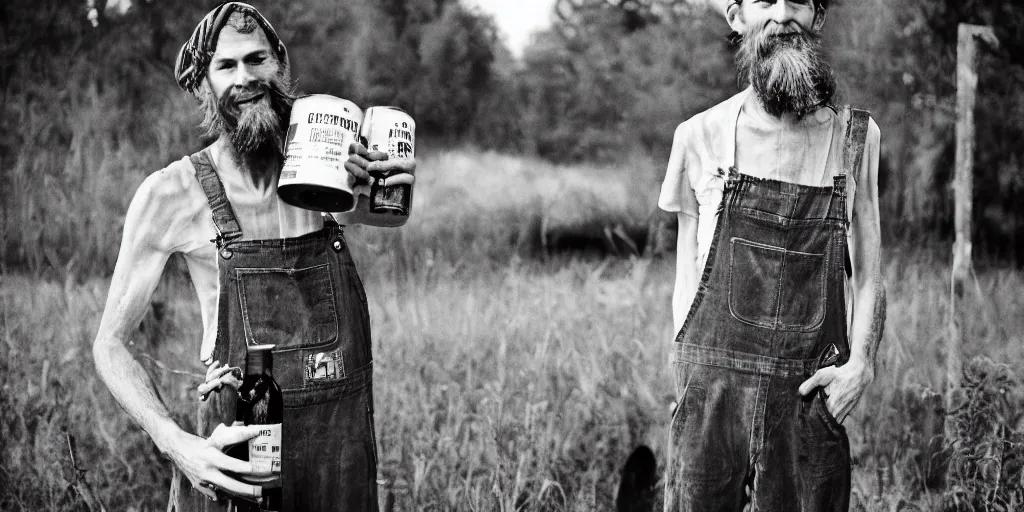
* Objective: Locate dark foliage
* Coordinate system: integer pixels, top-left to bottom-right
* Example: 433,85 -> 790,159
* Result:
2,0 -> 1023,272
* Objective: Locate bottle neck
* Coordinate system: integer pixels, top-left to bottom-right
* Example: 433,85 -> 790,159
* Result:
245,350 -> 273,377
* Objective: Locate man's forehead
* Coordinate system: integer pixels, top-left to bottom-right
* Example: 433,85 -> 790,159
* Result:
212,26 -> 273,61
174,2 -> 288,93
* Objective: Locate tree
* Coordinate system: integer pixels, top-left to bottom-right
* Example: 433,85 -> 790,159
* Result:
829,0 -> 1024,255
415,3 -> 499,136
512,2 -> 733,162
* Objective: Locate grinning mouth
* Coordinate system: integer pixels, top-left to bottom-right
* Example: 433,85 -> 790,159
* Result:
234,92 -> 265,105
771,31 -> 802,40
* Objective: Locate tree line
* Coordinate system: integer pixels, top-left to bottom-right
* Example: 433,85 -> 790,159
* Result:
1,0 -> 1022,272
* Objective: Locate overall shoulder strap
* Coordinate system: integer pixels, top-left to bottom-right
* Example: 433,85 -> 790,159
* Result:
321,212 -> 341,228
841,107 -> 871,178
189,149 -> 243,247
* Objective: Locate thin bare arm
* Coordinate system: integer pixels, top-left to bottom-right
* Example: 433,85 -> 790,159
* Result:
666,122 -> 702,334
848,120 -> 886,373
332,143 -> 417,227
92,169 -> 264,499
673,213 -> 700,334
92,170 -> 189,453
798,119 -> 885,422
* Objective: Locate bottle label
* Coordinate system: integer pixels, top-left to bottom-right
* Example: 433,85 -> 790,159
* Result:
248,423 -> 282,474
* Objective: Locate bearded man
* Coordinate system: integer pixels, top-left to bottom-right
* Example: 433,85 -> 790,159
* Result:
658,0 -> 885,509
91,3 -> 413,510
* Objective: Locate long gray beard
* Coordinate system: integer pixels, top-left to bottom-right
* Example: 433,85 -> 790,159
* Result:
736,26 -> 837,119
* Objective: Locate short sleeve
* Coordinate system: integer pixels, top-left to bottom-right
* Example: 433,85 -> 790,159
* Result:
859,118 -> 881,191
658,123 -> 700,218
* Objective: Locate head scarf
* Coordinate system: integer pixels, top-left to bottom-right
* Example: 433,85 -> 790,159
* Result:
174,2 -> 289,95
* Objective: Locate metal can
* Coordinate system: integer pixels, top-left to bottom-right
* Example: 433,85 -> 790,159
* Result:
359,106 -> 415,216
278,94 -> 364,212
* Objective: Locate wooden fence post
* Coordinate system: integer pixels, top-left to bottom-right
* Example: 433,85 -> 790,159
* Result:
947,23 -> 998,440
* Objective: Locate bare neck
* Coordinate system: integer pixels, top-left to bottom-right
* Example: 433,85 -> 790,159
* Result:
210,137 -> 281,192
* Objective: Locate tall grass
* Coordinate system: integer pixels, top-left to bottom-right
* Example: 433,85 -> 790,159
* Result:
1,149 -> 1021,510
1,80 -> 200,277
846,248 -> 1024,510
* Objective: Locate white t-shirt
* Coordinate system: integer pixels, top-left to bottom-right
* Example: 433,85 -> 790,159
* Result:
659,87 -> 880,326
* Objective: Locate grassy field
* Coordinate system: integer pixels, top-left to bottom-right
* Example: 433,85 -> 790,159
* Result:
1,149 -> 1022,511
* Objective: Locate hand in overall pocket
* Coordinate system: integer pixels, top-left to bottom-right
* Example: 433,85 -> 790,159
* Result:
797,358 -> 874,423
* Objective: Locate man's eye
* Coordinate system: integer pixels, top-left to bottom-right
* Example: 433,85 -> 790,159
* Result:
246,57 -> 266,65
219,62 -> 235,70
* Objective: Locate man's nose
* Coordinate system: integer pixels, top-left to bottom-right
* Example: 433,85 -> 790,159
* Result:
231,63 -> 257,88
767,0 -> 800,25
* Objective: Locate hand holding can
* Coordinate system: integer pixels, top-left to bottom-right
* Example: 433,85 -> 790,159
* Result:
359,107 -> 416,217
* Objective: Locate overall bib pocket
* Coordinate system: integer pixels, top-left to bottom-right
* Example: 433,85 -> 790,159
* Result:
728,237 -> 827,331
236,264 -> 339,352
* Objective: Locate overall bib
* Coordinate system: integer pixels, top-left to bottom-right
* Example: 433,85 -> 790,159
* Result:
664,108 -> 869,511
170,150 -> 379,512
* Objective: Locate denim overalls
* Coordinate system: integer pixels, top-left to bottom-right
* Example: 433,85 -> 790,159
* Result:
171,150 -> 379,511
664,107 -> 870,511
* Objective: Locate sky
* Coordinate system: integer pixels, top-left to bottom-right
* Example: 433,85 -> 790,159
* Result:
463,0 -> 558,57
